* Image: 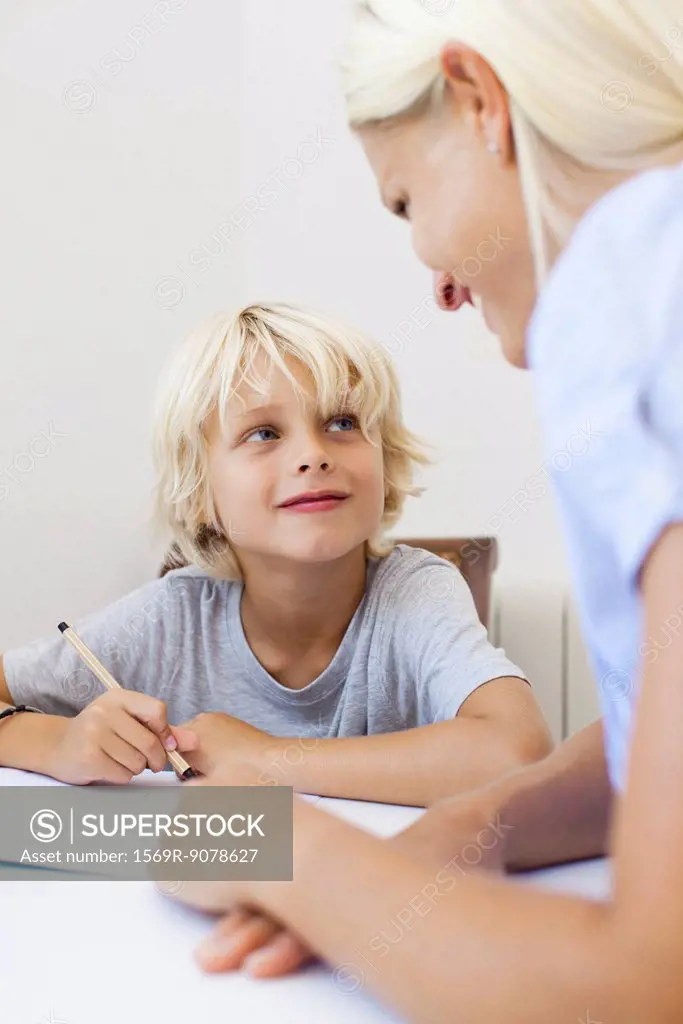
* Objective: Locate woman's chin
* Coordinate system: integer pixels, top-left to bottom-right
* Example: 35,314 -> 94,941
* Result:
481,299 -> 528,369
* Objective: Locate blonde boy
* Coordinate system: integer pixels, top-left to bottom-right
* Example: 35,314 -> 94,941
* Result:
0,304 -> 550,802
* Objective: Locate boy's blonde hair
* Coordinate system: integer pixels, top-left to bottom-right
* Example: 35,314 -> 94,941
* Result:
152,302 -> 428,577
341,0 -> 683,283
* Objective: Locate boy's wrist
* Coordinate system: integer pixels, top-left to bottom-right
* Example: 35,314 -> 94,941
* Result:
256,735 -> 305,789
0,711 -> 69,776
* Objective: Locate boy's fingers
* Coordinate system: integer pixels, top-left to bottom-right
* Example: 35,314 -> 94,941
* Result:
110,709 -> 168,772
196,911 -> 281,973
100,730 -> 148,777
94,751 -> 137,786
117,692 -> 176,752
243,931 -> 315,977
171,726 -> 200,752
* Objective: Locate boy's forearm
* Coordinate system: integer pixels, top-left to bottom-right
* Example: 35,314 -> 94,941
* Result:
260,718 -> 547,807
0,708 -> 67,775
480,719 -> 613,870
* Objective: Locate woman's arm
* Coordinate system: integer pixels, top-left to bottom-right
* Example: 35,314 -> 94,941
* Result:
391,715 -> 610,871
608,522 -> 683,1013
182,716 -> 608,978
176,524 -> 683,1023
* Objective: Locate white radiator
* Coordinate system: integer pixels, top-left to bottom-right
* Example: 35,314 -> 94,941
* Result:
490,582 -> 601,742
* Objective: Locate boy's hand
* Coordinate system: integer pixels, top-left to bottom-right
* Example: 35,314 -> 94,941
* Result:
45,689 -> 198,785
176,712 -> 273,780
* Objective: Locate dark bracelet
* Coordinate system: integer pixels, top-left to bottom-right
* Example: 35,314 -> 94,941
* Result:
0,704 -> 44,724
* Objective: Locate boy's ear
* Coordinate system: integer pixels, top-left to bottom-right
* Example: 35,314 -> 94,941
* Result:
195,522 -> 226,547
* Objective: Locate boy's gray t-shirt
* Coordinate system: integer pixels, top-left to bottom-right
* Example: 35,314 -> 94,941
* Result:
4,545 -> 527,737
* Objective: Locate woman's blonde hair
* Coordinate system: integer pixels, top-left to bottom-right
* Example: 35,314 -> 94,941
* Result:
342,0 -> 683,281
152,302 -> 428,577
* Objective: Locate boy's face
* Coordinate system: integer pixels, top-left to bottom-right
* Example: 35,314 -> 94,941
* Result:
205,354 -> 386,566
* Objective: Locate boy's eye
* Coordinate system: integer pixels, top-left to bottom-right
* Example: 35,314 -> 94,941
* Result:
244,426 -> 279,444
327,414 -> 357,433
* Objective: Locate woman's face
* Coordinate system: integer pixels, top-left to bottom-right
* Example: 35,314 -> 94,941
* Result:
357,48 -> 537,368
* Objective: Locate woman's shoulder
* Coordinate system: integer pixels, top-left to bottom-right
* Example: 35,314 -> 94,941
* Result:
529,162 -> 683,375
583,161 -> 683,243
557,161 -> 683,278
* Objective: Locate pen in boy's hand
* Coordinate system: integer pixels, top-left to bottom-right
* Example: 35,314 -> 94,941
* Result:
57,621 -> 198,781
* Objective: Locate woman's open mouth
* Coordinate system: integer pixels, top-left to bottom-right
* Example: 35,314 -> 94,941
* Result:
434,271 -> 474,312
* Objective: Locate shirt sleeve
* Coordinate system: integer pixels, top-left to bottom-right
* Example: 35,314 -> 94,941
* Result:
597,385 -> 683,585
389,556 -> 528,726
616,282 -> 683,580
2,574 -> 186,717
529,164 -> 683,588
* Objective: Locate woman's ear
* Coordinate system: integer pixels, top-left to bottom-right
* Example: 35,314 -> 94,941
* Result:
439,43 -> 512,160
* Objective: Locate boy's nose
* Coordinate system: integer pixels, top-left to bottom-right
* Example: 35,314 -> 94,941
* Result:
298,457 -> 330,473
294,429 -> 334,474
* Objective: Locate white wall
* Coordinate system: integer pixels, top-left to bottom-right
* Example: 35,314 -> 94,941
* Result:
1,0 -> 589,732
236,0 -> 577,734
0,0 -> 244,645
235,0 -> 571,580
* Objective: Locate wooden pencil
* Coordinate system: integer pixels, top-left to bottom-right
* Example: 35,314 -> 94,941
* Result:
58,621 -> 197,781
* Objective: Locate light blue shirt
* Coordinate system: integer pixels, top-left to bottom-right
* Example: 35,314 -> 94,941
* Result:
528,162 -> 683,792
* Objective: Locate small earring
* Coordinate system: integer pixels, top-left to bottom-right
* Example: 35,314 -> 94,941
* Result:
487,140 -> 501,155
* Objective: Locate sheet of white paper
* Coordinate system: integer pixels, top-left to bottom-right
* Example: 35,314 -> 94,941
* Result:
0,766 -> 180,787
0,767 -> 183,878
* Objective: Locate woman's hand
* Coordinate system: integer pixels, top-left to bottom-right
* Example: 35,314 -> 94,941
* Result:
194,909 -> 316,977
170,786 -> 507,978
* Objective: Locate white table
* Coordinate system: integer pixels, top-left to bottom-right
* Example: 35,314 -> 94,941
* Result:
0,775 -> 611,1024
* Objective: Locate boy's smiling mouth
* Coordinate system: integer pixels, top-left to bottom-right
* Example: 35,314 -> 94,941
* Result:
277,490 -> 351,512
